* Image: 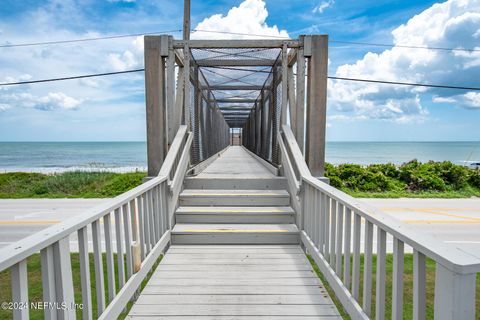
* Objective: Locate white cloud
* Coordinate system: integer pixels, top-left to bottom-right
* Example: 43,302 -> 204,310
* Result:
107,50 -> 138,71
192,0 -> 289,39
330,0 -> 480,122
312,0 -> 334,14
0,91 -> 82,111
0,104 -> 10,112
37,92 -> 82,110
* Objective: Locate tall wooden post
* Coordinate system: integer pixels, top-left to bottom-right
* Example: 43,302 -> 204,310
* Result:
296,36 -> 306,153
183,0 -> 191,40
144,36 -> 168,177
305,35 -> 328,177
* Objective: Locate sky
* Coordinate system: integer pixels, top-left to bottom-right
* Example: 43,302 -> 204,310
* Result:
0,0 -> 479,142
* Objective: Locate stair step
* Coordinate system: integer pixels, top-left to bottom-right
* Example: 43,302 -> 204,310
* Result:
184,177 -> 286,190
171,224 -> 300,245
175,206 -> 295,224
179,189 -> 290,206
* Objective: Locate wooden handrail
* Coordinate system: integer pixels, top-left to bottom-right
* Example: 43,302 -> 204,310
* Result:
279,123 -> 480,320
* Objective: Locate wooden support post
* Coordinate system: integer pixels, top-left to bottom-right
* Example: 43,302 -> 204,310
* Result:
287,63 -> 297,133
183,0 -> 190,40
296,37 -> 306,153
193,66 -> 200,164
280,43 -> 288,125
271,67 -> 278,164
183,44 -> 191,129
255,102 -> 261,155
305,35 -> 328,177
166,36 -> 176,147
144,35 -> 168,176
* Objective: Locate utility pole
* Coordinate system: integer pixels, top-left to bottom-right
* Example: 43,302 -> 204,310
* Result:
183,0 -> 191,40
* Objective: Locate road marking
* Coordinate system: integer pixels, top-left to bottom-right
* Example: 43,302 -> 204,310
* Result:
0,220 -> 61,225
183,229 -> 289,233
183,209 -> 286,213
444,240 -> 480,244
381,207 -> 480,222
402,219 -> 480,224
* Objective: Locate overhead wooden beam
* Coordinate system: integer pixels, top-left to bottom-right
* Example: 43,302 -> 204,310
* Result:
206,85 -> 264,90
222,107 -> 252,111
173,39 -> 300,49
196,59 -> 276,67
213,98 -> 257,103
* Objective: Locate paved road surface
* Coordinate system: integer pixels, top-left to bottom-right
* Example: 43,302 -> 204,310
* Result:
362,198 -> 480,256
0,198 -> 479,256
0,199 -> 105,249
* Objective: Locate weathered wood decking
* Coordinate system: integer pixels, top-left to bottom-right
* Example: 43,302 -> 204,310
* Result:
127,245 -> 341,319
193,146 -> 275,179
127,146 -> 340,319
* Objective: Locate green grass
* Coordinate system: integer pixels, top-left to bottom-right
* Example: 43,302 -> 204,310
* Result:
307,254 -> 480,320
0,253 -> 162,319
0,172 -> 146,198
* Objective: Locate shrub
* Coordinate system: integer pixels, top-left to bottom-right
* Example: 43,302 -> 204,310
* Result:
469,170 -> 480,188
437,161 -> 468,189
367,163 -> 399,179
328,175 -> 343,189
406,171 -> 446,192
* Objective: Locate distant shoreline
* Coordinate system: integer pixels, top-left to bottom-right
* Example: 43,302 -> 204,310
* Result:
0,166 -> 147,174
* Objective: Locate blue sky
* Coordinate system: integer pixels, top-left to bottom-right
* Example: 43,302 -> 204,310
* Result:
0,0 -> 478,141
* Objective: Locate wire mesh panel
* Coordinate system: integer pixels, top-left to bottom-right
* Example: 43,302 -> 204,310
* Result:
180,43 -> 299,166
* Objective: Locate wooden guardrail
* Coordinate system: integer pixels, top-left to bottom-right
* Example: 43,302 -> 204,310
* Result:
279,124 -> 480,320
0,125 -> 192,320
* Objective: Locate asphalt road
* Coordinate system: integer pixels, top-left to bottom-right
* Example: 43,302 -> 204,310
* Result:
0,199 -> 105,249
0,198 -> 479,256
361,198 -> 480,256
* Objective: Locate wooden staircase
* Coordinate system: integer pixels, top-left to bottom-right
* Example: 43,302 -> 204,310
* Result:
171,148 -> 300,245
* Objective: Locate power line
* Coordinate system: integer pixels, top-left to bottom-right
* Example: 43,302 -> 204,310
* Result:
1,28 -> 478,53
328,76 -> 480,91
329,40 -> 480,53
0,68 -> 479,92
0,29 -> 182,48
0,69 -> 144,86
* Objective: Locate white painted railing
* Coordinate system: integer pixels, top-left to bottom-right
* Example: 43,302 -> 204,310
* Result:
0,125 -> 192,320
279,125 -> 480,320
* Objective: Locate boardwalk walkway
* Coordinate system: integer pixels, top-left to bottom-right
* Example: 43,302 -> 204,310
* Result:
127,146 -> 341,319
127,245 -> 341,319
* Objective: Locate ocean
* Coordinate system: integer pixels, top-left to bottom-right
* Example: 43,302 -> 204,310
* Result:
0,141 -> 479,173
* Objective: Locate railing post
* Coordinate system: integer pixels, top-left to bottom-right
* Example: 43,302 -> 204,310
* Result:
11,259 -> 28,320
53,237 -> 76,320
434,264 -> 476,320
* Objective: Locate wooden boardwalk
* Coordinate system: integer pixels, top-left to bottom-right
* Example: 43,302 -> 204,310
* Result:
193,146 -> 275,179
127,146 -> 340,319
127,245 -> 341,319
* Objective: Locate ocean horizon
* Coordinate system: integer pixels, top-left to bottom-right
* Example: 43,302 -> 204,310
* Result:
0,141 -> 479,173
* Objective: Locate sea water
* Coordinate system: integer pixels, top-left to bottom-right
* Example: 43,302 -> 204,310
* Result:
0,141 -> 478,173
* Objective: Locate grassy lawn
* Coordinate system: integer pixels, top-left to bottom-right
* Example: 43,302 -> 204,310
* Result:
0,253 -> 162,320
0,172 -> 146,198
2,161 -> 480,199
308,254 -> 480,320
